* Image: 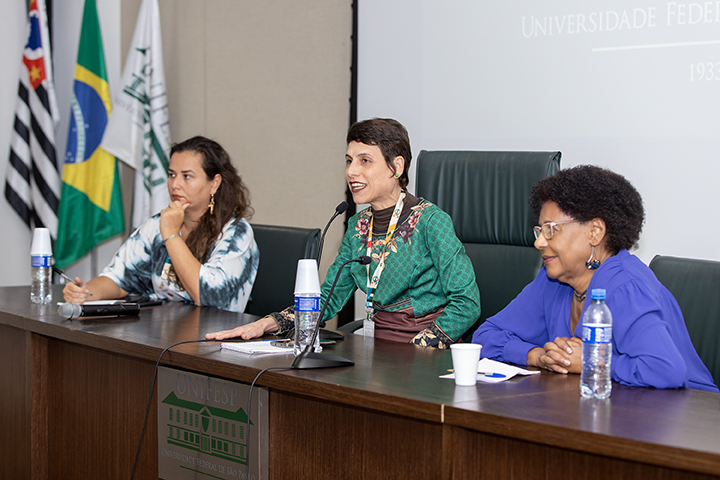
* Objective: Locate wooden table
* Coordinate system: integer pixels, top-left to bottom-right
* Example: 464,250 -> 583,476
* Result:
1,285 -> 719,479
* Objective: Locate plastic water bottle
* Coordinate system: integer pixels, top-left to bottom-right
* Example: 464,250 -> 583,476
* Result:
31,255 -> 53,304
293,259 -> 322,356
30,227 -> 53,304
581,289 -> 613,399
294,293 -> 322,355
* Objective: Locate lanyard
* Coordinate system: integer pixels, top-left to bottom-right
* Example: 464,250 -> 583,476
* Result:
365,192 -> 406,315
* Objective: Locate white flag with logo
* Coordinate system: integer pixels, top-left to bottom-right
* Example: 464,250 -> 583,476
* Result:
102,0 -> 170,229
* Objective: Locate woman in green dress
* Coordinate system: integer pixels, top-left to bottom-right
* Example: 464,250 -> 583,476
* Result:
207,118 -> 480,348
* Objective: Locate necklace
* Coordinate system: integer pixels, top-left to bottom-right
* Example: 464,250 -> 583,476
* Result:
573,289 -> 587,302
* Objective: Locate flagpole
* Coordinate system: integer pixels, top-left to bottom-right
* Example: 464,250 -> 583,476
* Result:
90,247 -> 97,279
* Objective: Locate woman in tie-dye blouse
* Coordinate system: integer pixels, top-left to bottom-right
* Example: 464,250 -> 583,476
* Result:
62,136 -> 259,313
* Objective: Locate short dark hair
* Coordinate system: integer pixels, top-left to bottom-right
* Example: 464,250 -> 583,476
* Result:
529,165 -> 645,254
346,118 -> 412,189
170,136 -> 253,262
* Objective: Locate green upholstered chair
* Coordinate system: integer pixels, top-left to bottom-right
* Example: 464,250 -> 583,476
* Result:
648,255 -> 720,385
245,224 -> 321,317
415,150 -> 561,340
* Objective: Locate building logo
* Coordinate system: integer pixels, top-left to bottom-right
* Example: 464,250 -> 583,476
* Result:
158,366 -> 268,480
161,391 -> 251,464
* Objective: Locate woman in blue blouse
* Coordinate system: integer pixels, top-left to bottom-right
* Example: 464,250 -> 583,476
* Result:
473,165 -> 718,392
62,136 -> 259,313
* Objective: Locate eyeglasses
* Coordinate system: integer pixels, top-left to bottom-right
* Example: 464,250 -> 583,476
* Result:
533,220 -> 581,240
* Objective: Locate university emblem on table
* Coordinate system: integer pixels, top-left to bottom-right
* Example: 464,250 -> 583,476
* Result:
157,366 -> 269,480
162,391 -> 251,464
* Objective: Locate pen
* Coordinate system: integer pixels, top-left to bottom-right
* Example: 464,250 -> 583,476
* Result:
138,300 -> 163,307
52,266 -> 93,295
446,369 -> 506,378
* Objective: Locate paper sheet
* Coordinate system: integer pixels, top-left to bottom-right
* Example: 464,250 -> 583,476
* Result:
221,341 -> 295,355
440,358 -> 540,383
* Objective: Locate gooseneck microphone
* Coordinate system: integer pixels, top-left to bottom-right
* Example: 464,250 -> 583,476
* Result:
316,201 -> 348,266
58,302 -> 141,319
292,255 -> 371,369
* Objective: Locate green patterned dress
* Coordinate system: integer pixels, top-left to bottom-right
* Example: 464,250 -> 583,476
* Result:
272,197 -> 480,348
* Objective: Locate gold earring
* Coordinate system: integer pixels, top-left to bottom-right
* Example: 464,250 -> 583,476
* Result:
209,193 -> 215,215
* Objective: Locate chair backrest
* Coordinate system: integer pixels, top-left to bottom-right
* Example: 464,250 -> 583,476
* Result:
416,150 -> 561,339
649,255 -> 720,385
246,224 -> 321,317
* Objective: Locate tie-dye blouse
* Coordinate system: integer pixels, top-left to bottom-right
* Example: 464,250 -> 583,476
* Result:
100,214 -> 259,312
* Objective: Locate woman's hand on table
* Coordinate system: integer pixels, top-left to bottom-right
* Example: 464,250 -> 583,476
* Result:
205,316 -> 280,341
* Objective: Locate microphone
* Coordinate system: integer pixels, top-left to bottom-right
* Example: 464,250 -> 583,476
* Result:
292,255 -> 371,369
58,302 -> 141,319
316,201 -> 348,266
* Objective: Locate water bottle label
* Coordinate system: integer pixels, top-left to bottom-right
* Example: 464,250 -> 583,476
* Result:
582,324 -> 612,343
295,296 -> 320,312
31,255 -> 52,267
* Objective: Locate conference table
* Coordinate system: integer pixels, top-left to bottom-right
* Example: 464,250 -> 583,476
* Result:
2,285 -> 719,479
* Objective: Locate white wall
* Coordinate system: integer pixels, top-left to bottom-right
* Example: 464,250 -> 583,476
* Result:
358,0 -> 720,264
0,0 -> 125,287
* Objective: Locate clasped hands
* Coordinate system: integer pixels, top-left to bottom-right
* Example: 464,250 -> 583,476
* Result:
528,336 -> 582,374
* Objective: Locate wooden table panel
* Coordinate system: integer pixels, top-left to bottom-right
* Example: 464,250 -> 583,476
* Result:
46,339 -> 158,479
0,324 -> 31,479
445,424 -> 718,480
445,377 -> 720,477
270,390 -> 442,480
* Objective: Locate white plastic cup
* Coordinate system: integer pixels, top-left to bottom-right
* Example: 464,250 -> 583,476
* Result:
294,259 -> 321,295
31,227 -> 52,256
294,259 -> 322,355
450,344 -> 483,386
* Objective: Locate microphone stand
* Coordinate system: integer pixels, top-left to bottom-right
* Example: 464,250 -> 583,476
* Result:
285,201 -> 350,343
317,201 -> 348,267
291,256 -> 370,369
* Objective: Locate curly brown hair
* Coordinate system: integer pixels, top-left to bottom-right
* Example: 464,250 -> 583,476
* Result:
170,136 -> 253,263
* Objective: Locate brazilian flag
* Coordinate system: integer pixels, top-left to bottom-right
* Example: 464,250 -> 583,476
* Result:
55,0 -> 124,268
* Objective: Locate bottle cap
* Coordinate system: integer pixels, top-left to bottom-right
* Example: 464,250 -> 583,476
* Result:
30,227 -> 53,256
591,289 -> 606,300
294,259 -> 321,295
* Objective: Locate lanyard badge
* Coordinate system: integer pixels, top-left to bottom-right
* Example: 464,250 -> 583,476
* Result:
364,192 -> 405,336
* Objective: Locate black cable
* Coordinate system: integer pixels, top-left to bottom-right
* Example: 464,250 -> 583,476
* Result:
130,339 -> 290,480
244,366 -> 290,479
130,339 -> 206,480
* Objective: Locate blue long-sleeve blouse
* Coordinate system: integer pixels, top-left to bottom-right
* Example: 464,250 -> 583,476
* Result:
473,249 -> 718,392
